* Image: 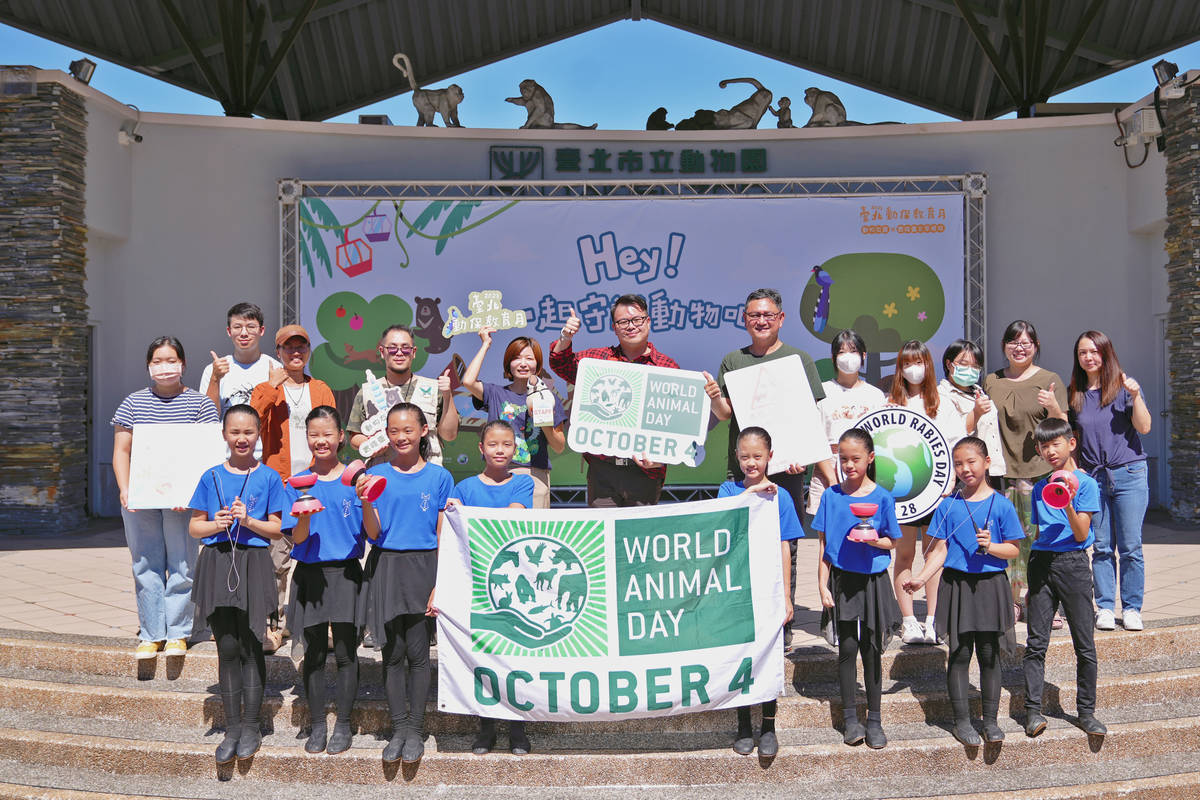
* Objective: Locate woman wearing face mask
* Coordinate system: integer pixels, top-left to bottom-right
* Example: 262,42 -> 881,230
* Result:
112,336 -> 219,660
807,330 -> 887,518
888,340 -> 967,644
938,340 -> 1006,476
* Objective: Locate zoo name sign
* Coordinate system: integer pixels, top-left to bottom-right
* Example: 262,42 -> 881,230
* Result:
435,494 -> 786,721
568,358 -> 712,467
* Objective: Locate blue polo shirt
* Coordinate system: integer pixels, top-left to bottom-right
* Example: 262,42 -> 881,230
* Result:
451,473 -> 535,509
1031,469 -> 1100,551
366,462 -> 454,551
929,493 -> 1024,573
813,485 -> 901,574
189,463 -> 285,547
717,481 -> 806,541
282,470 -> 365,563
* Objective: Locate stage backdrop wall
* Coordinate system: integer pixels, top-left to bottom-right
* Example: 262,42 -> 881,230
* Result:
295,193 -> 966,482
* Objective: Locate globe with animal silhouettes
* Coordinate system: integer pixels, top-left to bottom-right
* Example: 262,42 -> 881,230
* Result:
486,536 -> 588,635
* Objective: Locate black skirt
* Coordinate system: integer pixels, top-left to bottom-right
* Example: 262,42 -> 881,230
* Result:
286,559 -> 365,634
935,568 -> 1017,656
191,542 -> 276,644
362,547 -> 437,641
825,566 -> 902,650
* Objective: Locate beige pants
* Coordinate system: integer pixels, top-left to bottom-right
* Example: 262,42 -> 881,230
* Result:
513,466 -> 552,509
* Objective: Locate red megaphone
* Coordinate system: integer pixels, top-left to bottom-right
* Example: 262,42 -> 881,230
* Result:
1041,470 -> 1080,510
288,472 -> 325,516
847,502 -> 880,542
342,459 -> 387,502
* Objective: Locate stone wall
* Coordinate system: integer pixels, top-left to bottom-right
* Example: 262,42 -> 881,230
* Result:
0,79 -> 89,534
1163,84 -> 1200,524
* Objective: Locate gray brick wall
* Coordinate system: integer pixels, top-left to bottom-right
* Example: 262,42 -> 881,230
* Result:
0,80 -> 89,534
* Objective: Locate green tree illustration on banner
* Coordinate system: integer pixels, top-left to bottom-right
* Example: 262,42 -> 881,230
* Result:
308,291 -> 430,391
299,198 -> 338,286
403,200 -> 483,255
799,253 -> 945,385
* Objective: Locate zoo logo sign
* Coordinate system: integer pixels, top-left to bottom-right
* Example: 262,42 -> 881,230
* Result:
469,519 -> 608,658
846,407 -> 954,523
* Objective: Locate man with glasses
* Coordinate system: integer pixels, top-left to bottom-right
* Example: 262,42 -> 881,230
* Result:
199,302 -> 282,437
550,293 -> 680,507
704,288 -> 825,648
346,324 -> 459,466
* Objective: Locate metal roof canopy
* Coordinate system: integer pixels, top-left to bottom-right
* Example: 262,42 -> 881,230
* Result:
2,0 -> 1198,121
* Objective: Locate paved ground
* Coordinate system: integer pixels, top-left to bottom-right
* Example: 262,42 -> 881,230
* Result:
0,511 -> 1197,648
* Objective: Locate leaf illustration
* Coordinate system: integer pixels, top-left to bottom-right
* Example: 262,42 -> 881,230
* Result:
406,201 -> 452,238
299,236 -> 315,286
299,198 -> 340,278
434,201 -> 481,255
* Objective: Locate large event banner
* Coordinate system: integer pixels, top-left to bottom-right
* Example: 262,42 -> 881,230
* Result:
297,193 -> 966,479
435,493 -> 785,721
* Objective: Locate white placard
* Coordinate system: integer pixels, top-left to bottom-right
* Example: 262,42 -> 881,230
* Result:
128,423 -> 227,509
723,355 -> 828,474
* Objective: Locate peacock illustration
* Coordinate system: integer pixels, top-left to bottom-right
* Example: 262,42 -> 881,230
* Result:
809,265 -> 834,333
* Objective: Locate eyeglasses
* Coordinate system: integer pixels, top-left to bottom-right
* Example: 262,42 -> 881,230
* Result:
383,345 -> 417,356
1005,340 -> 1035,352
745,312 -> 780,322
229,324 -> 261,334
613,315 -> 649,330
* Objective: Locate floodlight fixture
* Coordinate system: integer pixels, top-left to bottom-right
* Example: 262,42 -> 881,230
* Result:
69,58 -> 96,84
1153,59 -> 1178,87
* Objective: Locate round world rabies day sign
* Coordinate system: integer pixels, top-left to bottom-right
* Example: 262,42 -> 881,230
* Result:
844,407 -> 955,523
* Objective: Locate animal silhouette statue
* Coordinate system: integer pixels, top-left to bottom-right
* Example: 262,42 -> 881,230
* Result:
515,574 -> 536,603
392,53 -> 464,127
802,87 -> 847,127
525,542 -> 547,566
506,79 -> 597,130
534,567 -> 558,590
555,570 -> 587,613
809,265 -> 834,333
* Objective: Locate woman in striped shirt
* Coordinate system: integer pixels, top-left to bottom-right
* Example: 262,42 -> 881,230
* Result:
112,336 -> 219,660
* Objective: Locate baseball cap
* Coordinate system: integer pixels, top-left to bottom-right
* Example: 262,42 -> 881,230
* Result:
275,324 -> 310,347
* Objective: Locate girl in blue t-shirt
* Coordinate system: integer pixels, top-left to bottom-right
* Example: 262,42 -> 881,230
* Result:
716,426 -> 804,758
813,428 -> 902,750
187,404 -> 285,765
361,402 -> 454,765
281,405 -> 368,756
905,436 -> 1024,748
446,420 -> 536,755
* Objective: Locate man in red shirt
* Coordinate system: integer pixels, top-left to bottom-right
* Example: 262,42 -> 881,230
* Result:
550,294 -> 680,507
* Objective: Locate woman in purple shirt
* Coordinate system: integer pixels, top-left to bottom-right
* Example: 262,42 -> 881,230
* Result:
1068,331 -> 1152,633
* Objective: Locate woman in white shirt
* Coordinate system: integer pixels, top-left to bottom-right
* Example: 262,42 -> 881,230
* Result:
888,340 -> 967,644
937,339 -> 1005,475
808,330 -> 887,516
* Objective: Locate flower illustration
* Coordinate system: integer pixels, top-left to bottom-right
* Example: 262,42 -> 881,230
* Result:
917,311 -> 928,322
906,285 -> 920,301
882,302 -> 899,318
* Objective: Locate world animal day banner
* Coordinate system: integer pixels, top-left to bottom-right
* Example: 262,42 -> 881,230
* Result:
435,493 -> 785,720
294,193 -> 965,479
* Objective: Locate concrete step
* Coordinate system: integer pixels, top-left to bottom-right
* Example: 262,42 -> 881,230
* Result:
2,621 -> 1195,688
0,660 -> 1195,738
0,713 -> 1195,787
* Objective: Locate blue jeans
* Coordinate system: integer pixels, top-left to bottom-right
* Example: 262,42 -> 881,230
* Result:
1090,461 -> 1149,613
121,508 -> 198,641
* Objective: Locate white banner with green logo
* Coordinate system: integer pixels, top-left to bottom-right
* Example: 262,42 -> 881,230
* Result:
435,493 -> 785,721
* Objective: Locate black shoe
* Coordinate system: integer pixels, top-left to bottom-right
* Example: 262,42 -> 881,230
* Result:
843,721 -> 866,746
758,730 -> 778,757
327,723 -> 353,755
983,721 -> 1005,743
952,719 -> 981,747
509,722 -> 531,756
1024,712 -> 1047,738
865,720 -> 887,749
305,726 -> 327,754
401,733 -> 424,764
732,735 -> 755,755
382,733 -> 405,763
214,732 -> 239,765
472,726 -> 496,755
236,725 -> 262,759
1078,715 -> 1107,736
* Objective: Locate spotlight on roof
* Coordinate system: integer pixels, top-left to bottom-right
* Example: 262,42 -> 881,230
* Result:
68,58 -> 96,85
1153,59 -> 1178,87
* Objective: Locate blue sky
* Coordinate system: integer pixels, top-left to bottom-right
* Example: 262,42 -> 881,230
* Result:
3,18 -> 1197,127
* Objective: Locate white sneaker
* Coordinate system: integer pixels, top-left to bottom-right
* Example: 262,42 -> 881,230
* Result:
901,618 -> 925,644
1095,609 -> 1116,631
923,620 -> 940,645
1122,609 -> 1144,631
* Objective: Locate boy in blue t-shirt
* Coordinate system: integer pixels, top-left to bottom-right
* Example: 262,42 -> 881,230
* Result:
1022,417 -> 1104,740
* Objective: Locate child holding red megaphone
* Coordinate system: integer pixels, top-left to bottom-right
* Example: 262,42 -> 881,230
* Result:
281,406 -> 372,756
1040,470 -> 1080,509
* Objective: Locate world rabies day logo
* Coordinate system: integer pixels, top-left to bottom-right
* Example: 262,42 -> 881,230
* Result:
845,407 -> 954,523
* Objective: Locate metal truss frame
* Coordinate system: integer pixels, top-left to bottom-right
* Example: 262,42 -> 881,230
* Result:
278,173 -> 987,491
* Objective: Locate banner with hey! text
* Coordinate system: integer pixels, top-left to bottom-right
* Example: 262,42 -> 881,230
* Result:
435,493 -> 786,721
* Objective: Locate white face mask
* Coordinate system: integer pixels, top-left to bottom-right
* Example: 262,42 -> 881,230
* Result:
902,364 -> 926,384
835,352 -> 862,375
149,363 -> 183,383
